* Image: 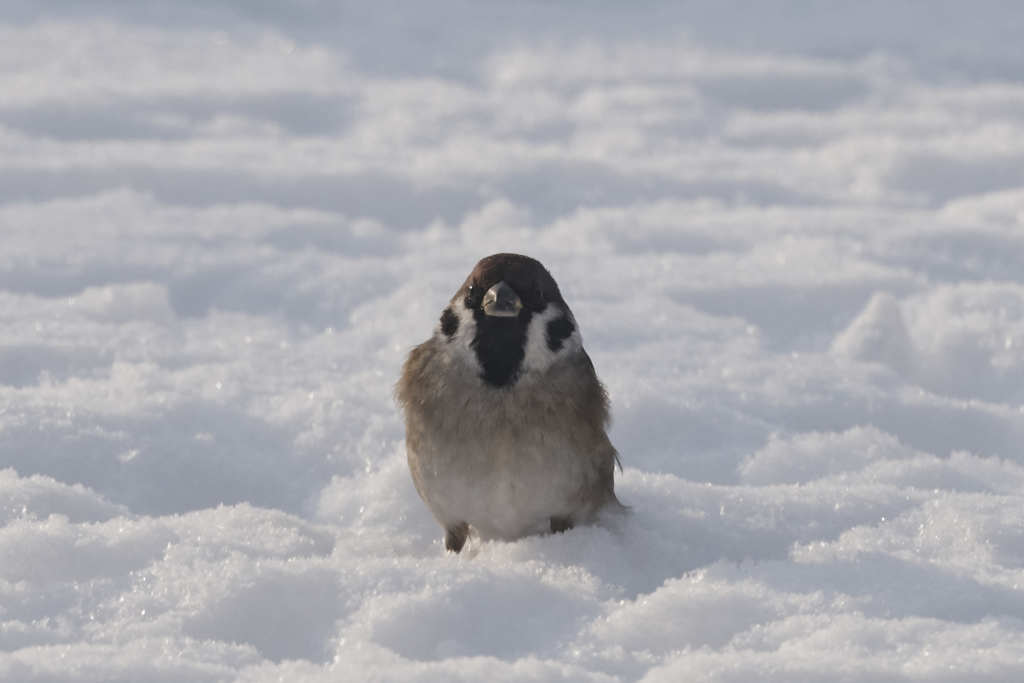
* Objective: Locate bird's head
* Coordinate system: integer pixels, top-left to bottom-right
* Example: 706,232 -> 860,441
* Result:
436,253 -> 581,387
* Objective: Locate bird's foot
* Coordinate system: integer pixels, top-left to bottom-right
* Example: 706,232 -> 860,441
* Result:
444,522 -> 469,553
550,516 -> 574,534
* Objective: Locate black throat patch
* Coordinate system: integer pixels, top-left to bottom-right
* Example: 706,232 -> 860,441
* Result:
470,308 -> 533,387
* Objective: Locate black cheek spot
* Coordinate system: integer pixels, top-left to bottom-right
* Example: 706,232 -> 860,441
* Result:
440,307 -> 459,338
546,315 -> 575,352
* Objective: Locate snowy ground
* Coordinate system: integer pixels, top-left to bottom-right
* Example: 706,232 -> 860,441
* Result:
3,2 -> 1024,681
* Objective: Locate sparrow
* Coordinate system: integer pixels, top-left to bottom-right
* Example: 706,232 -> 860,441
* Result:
397,253 -> 622,553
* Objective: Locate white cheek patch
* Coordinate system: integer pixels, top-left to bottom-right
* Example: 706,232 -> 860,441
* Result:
436,298 -> 481,373
522,304 -> 581,375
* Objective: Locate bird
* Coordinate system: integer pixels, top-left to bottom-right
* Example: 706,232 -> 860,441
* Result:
397,253 -> 623,553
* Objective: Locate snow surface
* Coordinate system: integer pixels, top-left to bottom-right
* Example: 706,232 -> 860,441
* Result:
3,2 -> 1024,680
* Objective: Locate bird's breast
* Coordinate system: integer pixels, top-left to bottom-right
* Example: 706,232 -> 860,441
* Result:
403,339 -> 607,540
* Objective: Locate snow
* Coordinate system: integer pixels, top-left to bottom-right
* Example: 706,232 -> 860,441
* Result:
3,1 -> 1024,680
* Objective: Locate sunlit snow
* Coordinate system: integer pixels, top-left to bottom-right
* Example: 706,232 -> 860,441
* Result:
3,2 -> 1024,681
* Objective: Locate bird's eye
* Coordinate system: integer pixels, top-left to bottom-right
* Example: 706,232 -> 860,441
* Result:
465,285 -> 479,309
523,285 -> 544,311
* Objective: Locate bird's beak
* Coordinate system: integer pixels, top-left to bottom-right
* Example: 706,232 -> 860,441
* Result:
481,281 -> 523,317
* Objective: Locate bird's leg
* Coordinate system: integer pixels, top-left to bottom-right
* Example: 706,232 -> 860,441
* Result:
550,516 -> 574,534
444,522 -> 469,553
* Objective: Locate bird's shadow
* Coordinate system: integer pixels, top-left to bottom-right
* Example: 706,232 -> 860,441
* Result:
459,467 -> 925,600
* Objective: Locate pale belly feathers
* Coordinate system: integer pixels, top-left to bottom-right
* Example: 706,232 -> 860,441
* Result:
409,427 -> 595,540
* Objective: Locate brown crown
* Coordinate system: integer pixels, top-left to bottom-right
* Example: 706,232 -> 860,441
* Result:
456,253 -> 566,310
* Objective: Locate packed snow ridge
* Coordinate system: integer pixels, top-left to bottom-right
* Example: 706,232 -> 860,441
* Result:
3,2 -> 1024,681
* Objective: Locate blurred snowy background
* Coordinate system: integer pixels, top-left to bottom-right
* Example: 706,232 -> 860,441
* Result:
3,1 -> 1024,680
